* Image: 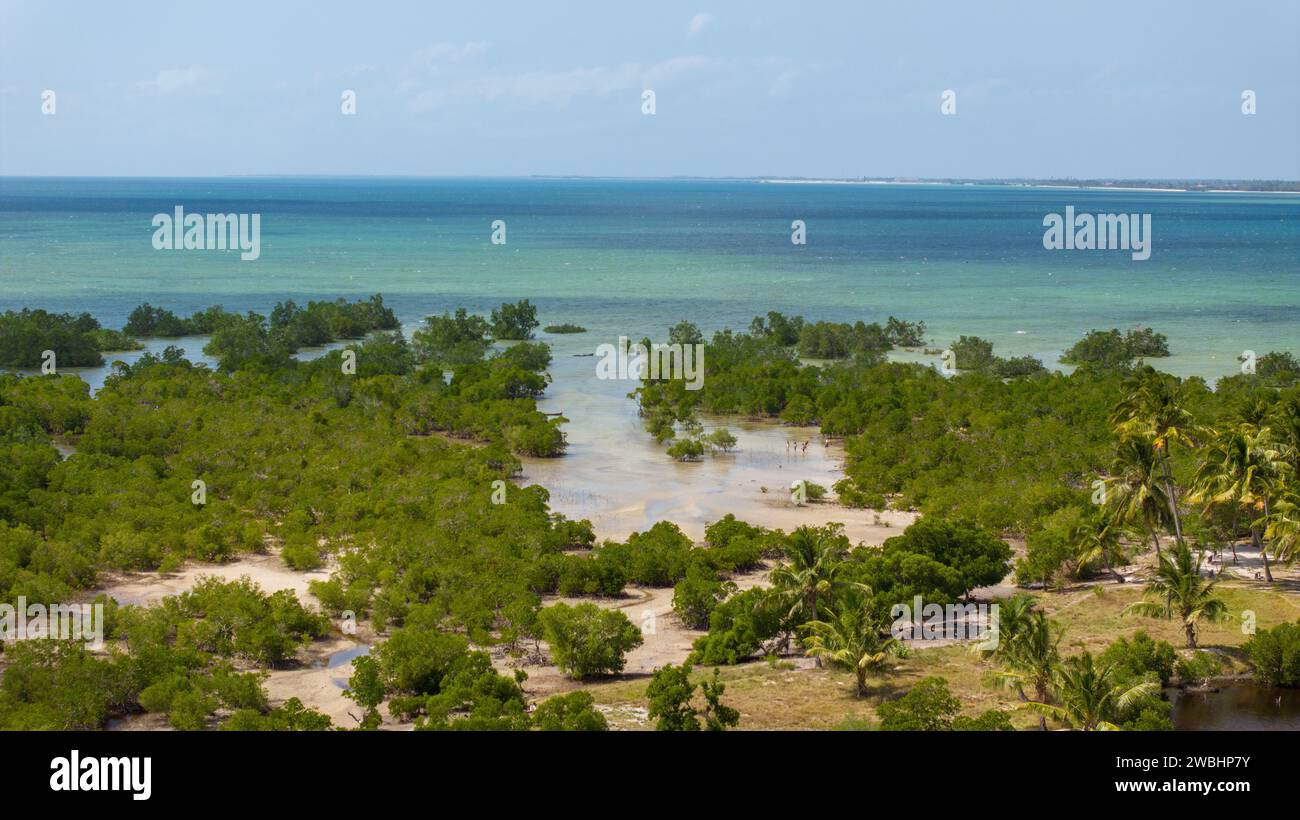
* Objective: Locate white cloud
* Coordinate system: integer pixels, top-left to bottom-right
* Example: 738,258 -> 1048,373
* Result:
485,64 -> 643,105
137,66 -> 210,94
687,12 -> 714,37
406,56 -> 721,110
414,40 -> 491,66
645,56 -> 717,84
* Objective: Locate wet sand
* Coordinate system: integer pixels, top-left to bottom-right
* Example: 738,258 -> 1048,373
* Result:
259,635 -> 400,730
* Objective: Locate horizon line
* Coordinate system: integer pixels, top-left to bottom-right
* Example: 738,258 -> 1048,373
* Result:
2,173 -> 1298,186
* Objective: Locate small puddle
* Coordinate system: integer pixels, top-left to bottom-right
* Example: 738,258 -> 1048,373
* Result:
318,644 -> 371,688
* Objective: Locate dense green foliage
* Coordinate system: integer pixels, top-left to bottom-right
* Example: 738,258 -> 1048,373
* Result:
0,324 -> 569,617
124,304 -> 232,337
1061,327 -> 1170,372
158,576 -> 330,665
945,335 -> 1048,378
632,313 -> 1300,610
537,602 -> 644,679
125,295 -> 398,343
412,308 -> 492,367
190,296 -> 401,372
848,516 -> 1012,606
349,614 -> 531,730
885,316 -> 927,347
796,320 -> 891,361
689,517 -> 1010,670
530,519 -> 762,602
876,677 -> 1012,731
490,299 -> 540,341
688,587 -> 785,665
0,300 -> 598,741
632,312 -> 931,458
1244,620 -> 1300,687
646,663 -> 739,730
1255,351 -> 1300,387
0,309 -> 143,368
5,300 -> 1300,731
530,690 -> 608,730
0,579 -> 329,730
632,316 -> 1130,534
222,697 -> 333,731
744,312 -> 925,360
672,565 -> 737,629
347,621 -> 612,730
88,329 -> 144,353
1097,630 -> 1177,686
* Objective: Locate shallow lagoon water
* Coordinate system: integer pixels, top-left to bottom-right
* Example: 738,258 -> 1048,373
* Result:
1170,685 -> 1300,731
518,330 -> 913,541
4,177 -> 1298,382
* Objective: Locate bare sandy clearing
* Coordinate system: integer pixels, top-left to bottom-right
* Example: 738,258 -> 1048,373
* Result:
91,549 -> 333,608
498,563 -> 772,701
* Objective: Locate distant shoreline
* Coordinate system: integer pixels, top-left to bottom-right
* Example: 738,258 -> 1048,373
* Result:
3,175 -> 1297,194
755,178 -> 1300,194
525,174 -> 1300,193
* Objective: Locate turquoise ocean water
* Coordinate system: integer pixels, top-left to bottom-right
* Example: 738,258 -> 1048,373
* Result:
1,177 -> 1297,381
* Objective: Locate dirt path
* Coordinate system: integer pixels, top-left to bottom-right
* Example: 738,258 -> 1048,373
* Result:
1211,543 -> 1300,583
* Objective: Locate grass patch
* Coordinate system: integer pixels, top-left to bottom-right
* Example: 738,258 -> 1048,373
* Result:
1037,581 -> 1300,656
585,646 -> 1033,731
582,582 -> 1300,730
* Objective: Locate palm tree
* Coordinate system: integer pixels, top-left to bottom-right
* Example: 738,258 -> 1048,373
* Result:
801,595 -> 895,696
1260,396 -> 1300,564
1189,423 -> 1290,582
1123,544 -> 1229,648
770,524 -> 849,626
1227,393 -> 1275,427
982,595 -> 1061,731
1109,367 -> 1195,549
1106,435 -> 1172,558
1270,393 -> 1300,471
1072,512 -> 1127,582
1263,490 -> 1300,565
1024,651 -> 1159,731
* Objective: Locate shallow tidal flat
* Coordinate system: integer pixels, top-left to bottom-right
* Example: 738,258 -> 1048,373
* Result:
518,338 -> 914,544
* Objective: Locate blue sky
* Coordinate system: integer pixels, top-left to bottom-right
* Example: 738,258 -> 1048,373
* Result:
1,0 -> 1297,178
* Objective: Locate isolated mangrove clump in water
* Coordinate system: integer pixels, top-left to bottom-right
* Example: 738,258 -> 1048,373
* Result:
543,323 -> 587,334
0,308 -> 142,368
